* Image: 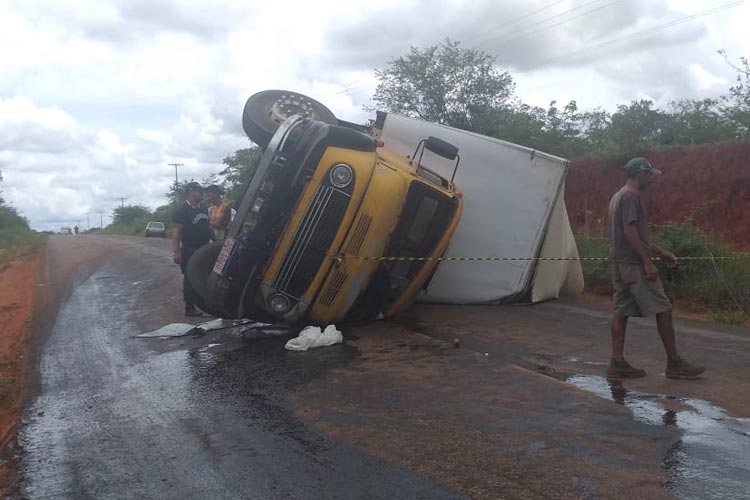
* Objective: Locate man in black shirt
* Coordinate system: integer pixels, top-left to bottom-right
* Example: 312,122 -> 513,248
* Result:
172,182 -> 212,316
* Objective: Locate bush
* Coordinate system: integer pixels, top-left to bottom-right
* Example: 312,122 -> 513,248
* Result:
576,217 -> 750,326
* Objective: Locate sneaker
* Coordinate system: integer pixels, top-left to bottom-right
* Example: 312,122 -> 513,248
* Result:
606,359 -> 647,379
185,305 -> 203,317
666,358 -> 705,380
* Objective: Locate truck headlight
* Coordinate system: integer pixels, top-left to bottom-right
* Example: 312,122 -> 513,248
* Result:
269,293 -> 291,314
330,164 -> 353,188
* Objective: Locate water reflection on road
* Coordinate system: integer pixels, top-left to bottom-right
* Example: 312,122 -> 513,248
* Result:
569,375 -> 750,500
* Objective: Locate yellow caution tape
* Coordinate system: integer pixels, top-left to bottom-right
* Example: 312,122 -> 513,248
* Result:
348,255 -> 750,262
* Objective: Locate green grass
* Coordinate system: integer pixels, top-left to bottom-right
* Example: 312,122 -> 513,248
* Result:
0,227 -> 44,271
0,227 -> 43,250
576,219 -> 750,327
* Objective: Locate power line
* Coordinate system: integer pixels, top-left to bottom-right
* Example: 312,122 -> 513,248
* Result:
330,0 -> 577,99
339,0 -> 744,102
461,0 -> 569,45
471,0 -> 616,49
336,0 -> 627,101
532,0 -> 745,69
117,197 -> 127,208
474,0 -> 624,52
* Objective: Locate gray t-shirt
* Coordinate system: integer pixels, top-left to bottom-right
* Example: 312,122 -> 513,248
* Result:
608,188 -> 649,264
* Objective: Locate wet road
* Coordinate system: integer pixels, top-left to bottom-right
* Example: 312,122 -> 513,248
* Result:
17,236 -> 750,499
19,237 -> 458,499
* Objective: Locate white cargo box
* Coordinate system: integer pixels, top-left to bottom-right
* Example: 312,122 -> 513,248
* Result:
376,113 -> 584,304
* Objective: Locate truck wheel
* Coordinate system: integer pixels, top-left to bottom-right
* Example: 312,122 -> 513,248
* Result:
186,242 -> 227,317
186,242 -> 223,299
242,90 -> 337,148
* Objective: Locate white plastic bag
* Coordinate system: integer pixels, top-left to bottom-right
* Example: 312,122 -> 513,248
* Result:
285,324 -> 343,351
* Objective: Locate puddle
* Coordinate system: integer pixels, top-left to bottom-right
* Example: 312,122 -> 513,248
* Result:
568,375 -> 750,500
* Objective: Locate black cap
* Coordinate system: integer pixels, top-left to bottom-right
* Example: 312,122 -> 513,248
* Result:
184,182 -> 203,193
205,184 -> 224,194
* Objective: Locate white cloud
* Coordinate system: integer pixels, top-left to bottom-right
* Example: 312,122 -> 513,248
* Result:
0,0 -> 748,230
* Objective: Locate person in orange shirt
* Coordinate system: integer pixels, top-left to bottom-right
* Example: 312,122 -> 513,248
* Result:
205,185 -> 232,240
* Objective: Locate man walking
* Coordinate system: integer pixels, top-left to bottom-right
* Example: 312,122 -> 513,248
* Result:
607,157 -> 705,380
205,184 -> 232,241
172,182 -> 212,316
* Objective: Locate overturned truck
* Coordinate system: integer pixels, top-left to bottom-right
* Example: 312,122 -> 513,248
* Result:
187,90 -> 464,325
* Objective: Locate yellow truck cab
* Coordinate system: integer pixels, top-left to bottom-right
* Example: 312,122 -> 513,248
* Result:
188,90 -> 462,325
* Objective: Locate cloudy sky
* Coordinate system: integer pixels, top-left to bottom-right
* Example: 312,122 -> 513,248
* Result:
1,0 -> 748,230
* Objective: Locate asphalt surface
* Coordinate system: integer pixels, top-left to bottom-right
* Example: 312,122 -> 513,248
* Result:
16,235 -> 750,499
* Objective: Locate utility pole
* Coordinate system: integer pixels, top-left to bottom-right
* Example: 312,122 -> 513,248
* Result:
117,197 -> 127,208
167,162 -> 184,189
96,210 -> 104,229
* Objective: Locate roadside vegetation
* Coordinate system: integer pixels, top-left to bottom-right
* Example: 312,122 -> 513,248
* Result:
370,40 -> 750,160
0,172 -> 43,269
576,218 -> 750,327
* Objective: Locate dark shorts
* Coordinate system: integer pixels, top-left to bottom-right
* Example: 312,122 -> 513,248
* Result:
612,263 -> 672,317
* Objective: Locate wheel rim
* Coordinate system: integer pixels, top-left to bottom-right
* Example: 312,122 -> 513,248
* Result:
267,94 -> 320,125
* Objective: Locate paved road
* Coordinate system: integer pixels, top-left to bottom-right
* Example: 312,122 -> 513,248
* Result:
16,236 -> 750,499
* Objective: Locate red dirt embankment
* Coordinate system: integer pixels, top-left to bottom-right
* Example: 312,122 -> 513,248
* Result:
565,142 -> 750,249
0,254 -> 38,491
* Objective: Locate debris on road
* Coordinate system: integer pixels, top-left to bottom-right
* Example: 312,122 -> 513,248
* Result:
285,325 -> 343,351
136,318 -> 266,339
136,323 -> 199,338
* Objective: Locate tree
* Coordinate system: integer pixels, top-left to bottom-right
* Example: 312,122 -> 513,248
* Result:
111,205 -> 151,226
0,170 -> 29,230
719,50 -> 750,135
372,39 -> 515,130
220,148 -> 262,205
660,98 -> 737,146
165,179 -> 199,206
608,100 -> 666,153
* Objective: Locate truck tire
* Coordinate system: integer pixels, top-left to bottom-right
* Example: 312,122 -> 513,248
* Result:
186,242 -> 226,317
242,90 -> 337,148
186,242 -> 223,300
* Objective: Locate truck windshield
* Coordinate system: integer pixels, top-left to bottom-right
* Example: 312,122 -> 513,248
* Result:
383,181 -> 456,305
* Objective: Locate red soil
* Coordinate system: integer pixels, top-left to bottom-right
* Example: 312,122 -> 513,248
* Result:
566,142 -> 750,249
0,254 -> 38,493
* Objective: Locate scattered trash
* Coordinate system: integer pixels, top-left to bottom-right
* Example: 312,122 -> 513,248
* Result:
136,319 -> 261,339
196,318 -> 258,332
285,325 -> 343,351
136,323 -> 199,338
453,338 -> 460,348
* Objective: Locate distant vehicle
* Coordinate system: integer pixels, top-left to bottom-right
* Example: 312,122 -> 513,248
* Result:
144,221 -> 166,238
59,227 -> 72,235
187,90 -> 463,325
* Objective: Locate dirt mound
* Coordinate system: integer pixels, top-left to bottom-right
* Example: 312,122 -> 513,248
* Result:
565,142 -> 750,249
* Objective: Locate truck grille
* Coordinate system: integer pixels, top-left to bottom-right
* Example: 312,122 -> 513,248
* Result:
273,185 -> 350,298
318,268 -> 348,307
345,213 -> 372,256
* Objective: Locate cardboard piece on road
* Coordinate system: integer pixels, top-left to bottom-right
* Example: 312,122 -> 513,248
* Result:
136,323 -> 199,338
376,113 -> 584,304
136,319 -> 270,339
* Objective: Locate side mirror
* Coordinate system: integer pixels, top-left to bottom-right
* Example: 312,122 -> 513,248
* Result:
411,136 -> 461,186
425,136 -> 458,160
